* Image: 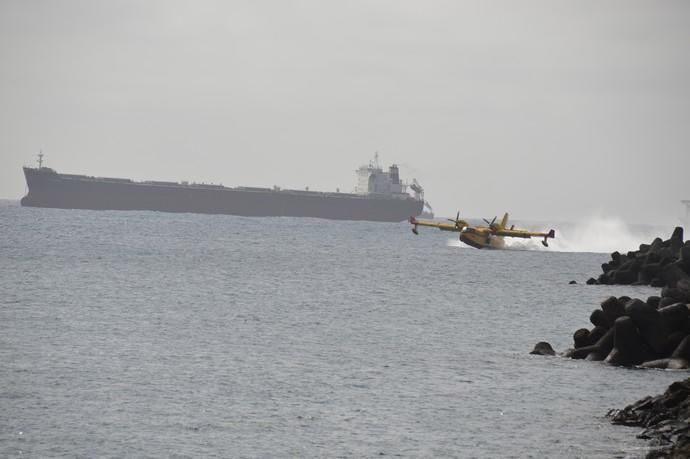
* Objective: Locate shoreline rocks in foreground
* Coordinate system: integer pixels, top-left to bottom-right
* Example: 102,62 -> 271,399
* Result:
531,226 -> 690,456
608,378 -> 690,458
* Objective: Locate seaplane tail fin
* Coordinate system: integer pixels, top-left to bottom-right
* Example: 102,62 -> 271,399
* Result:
499,213 -> 509,230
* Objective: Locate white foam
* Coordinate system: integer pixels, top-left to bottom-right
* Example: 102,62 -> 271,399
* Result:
544,216 -> 669,253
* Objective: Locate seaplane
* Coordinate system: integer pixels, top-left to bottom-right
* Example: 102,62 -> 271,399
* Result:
410,212 -> 555,249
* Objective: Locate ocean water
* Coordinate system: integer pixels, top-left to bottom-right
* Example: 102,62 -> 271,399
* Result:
0,200 -> 685,458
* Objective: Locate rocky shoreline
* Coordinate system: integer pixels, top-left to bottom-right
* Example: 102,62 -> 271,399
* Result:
608,378 -> 690,458
532,227 -> 690,368
532,227 -> 690,456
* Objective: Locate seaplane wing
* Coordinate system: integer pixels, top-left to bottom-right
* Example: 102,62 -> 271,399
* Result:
409,213 -> 469,235
409,212 -> 555,249
492,228 -> 556,246
409,218 -> 461,234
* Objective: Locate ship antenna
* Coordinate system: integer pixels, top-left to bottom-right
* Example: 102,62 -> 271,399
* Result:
38,151 -> 44,169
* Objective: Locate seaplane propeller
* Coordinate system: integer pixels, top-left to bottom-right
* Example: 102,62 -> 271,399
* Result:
447,211 -> 464,230
483,216 -> 497,227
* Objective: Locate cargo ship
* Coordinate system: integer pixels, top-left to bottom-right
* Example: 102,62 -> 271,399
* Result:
20,154 -> 428,222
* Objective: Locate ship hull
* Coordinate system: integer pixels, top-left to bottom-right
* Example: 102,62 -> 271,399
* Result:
21,168 -> 423,222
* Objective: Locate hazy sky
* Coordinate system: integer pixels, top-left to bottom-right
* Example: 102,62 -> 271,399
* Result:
1,1 -> 688,224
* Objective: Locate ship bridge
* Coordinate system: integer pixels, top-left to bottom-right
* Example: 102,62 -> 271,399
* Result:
354,154 -> 411,198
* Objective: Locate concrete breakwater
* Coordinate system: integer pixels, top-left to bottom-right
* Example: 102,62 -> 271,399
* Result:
561,290 -> 690,368
586,227 -> 689,287
561,227 -> 690,368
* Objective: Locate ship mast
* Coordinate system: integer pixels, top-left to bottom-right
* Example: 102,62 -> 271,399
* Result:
37,151 -> 44,169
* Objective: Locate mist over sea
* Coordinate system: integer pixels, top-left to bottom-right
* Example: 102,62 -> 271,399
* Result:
1,200 -> 685,458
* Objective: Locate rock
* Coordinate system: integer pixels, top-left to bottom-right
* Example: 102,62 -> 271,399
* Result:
530,341 -> 555,356
648,237 -> 664,255
658,296 -> 680,308
564,346 -> 590,359
597,273 -> 612,285
611,269 -> 637,285
679,244 -> 690,264
678,278 -> 690,297
625,299 -> 669,355
592,327 -> 616,356
646,296 -> 661,309
605,316 -> 654,366
650,277 -> 665,287
638,357 -> 669,369
638,263 -> 662,284
567,229 -> 690,369
601,296 -> 625,323
584,350 -> 607,361
590,309 -> 611,328
646,251 -> 662,264
663,331 -> 688,356
609,378 -> 690,457
667,358 -> 690,370
639,357 -> 690,369
573,328 -> 590,348
568,280 -> 577,285
680,276 -> 690,287
634,271 -> 651,285
565,327 -> 615,360
670,226 -> 684,249
588,326 -> 608,345
661,285 -> 690,303
671,335 -> 690,360
658,303 -> 690,332
570,230 -> 690,458
589,229 -> 689,287
661,263 -> 690,289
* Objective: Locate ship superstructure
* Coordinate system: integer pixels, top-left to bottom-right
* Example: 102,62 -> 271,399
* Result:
20,154 -> 425,222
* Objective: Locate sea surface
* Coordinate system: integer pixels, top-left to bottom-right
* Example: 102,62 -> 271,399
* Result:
1,200 -> 686,458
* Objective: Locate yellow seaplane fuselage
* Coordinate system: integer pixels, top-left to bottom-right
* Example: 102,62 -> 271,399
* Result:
410,212 -> 555,249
